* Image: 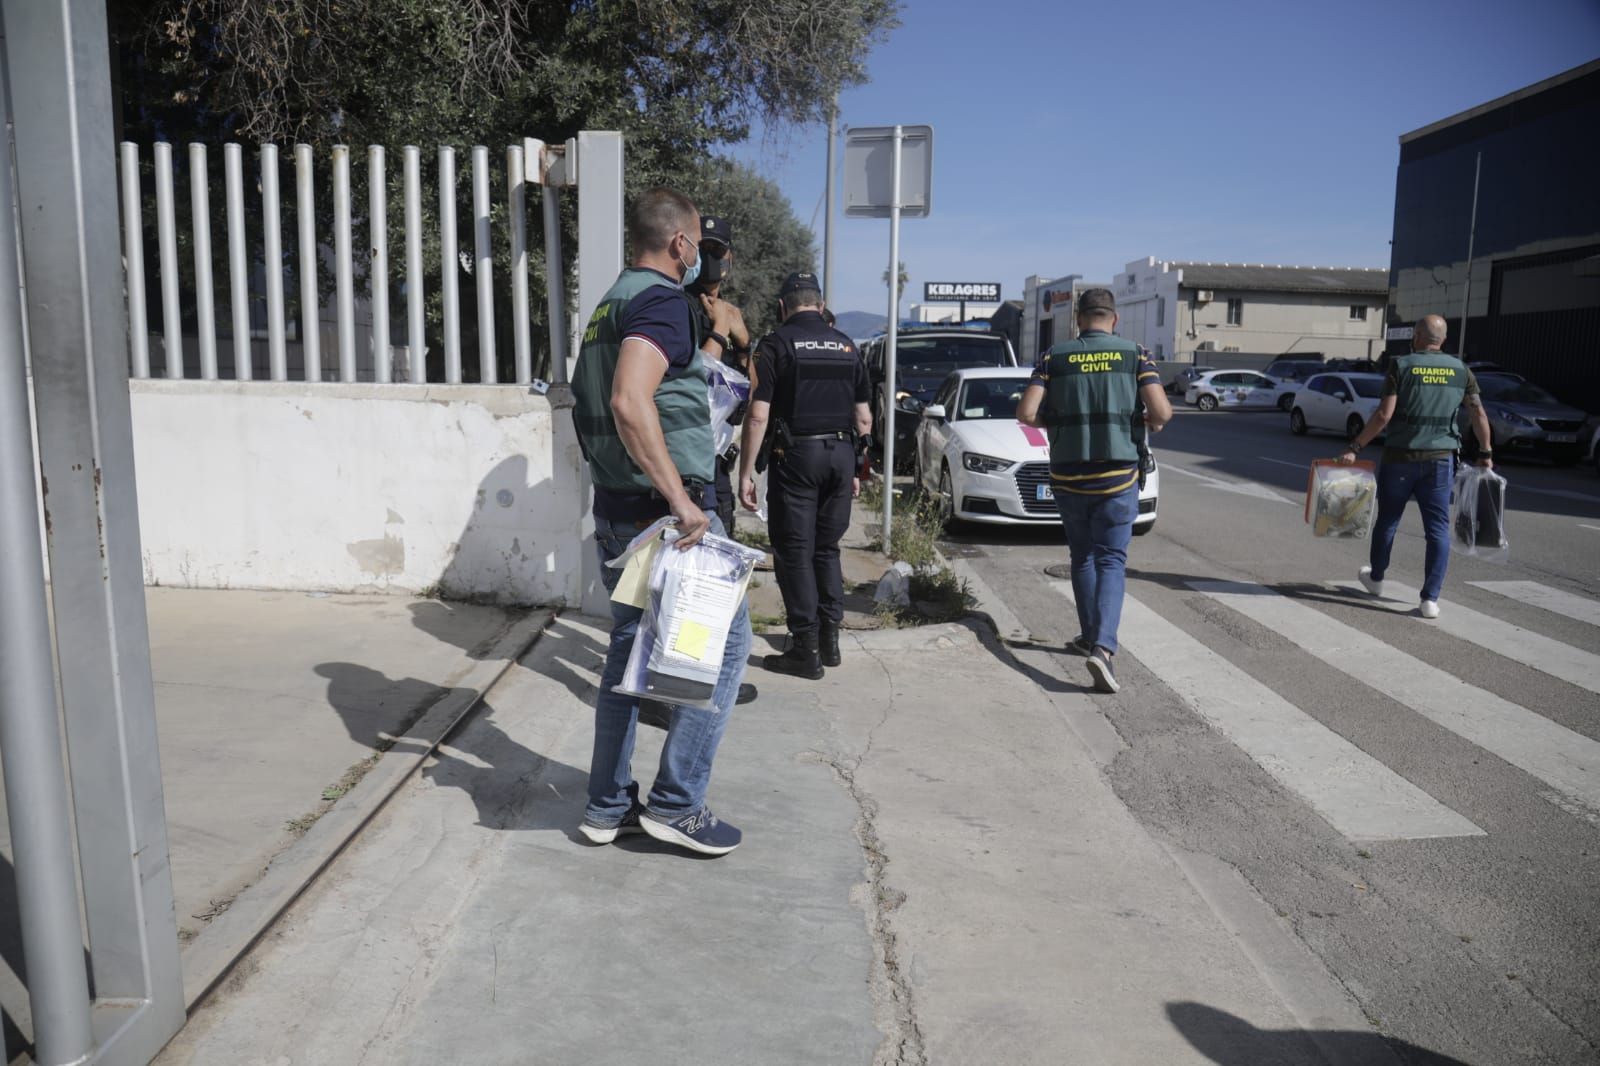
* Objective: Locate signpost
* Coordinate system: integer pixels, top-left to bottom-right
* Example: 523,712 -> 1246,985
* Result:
844,124 -> 933,547
922,280 -> 1000,324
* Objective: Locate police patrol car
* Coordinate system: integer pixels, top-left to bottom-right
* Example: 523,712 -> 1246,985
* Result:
912,367 -> 1159,532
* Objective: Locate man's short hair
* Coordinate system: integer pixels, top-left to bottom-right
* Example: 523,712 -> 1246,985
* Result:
782,286 -> 824,310
630,187 -> 698,254
1076,288 -> 1116,317
779,270 -> 824,310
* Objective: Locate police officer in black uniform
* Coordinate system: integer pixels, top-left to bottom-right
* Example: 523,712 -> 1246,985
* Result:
685,215 -> 753,533
739,272 -> 872,678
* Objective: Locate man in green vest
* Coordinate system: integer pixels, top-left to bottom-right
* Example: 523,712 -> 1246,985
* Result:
1340,314 -> 1493,619
1017,288 -> 1171,693
569,187 -> 747,857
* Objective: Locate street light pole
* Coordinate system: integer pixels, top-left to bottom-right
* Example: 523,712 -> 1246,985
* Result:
882,125 -> 903,548
824,101 -> 837,304
1459,151 -> 1482,355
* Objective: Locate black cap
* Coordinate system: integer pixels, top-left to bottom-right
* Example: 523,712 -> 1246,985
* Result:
779,271 -> 822,299
1077,287 -> 1116,313
700,216 -> 733,248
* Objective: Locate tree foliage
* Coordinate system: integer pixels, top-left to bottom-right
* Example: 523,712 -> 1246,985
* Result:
107,0 -> 897,379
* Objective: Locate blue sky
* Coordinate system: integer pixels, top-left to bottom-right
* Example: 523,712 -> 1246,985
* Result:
730,0 -> 1600,317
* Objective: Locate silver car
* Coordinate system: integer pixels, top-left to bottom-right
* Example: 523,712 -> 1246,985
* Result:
1460,376 -> 1588,464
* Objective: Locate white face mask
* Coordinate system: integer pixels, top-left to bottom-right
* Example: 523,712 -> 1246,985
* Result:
677,233 -> 702,288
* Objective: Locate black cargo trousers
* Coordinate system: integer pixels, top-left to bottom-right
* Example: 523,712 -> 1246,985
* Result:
768,436 -> 855,639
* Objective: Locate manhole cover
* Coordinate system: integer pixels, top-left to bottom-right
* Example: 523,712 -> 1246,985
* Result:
1043,563 -> 1073,579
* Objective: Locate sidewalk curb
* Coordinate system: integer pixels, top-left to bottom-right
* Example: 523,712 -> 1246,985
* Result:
178,607 -> 555,1010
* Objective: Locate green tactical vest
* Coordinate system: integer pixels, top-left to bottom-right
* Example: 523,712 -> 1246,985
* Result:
570,268 -> 714,492
1042,332 -> 1140,465
1385,351 -> 1467,453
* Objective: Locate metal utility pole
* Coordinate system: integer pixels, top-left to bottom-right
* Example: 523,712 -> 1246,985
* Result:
1459,151 -> 1481,355
0,58 -> 95,1063
824,102 -> 838,303
882,125 -> 903,547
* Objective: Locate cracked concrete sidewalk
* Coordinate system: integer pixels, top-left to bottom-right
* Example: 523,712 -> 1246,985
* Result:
157,611 -> 1344,1065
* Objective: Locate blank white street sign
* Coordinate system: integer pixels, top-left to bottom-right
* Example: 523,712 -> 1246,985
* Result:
843,125 -> 933,218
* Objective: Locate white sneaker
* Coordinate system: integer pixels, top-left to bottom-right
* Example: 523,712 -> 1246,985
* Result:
1358,566 -> 1384,597
1420,600 -> 1440,619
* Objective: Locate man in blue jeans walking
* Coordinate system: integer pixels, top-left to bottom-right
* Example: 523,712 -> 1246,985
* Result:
1018,289 -> 1171,693
569,187 -> 749,856
1340,314 -> 1493,619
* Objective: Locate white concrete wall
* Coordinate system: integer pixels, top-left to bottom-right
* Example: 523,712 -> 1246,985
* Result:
1182,289 -> 1385,359
129,381 -> 588,606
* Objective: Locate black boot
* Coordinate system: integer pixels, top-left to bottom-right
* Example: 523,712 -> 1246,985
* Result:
819,620 -> 842,668
764,632 -> 824,679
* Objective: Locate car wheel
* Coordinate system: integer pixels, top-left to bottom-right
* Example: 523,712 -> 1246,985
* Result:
1197,394 -> 1218,412
1346,414 -> 1365,441
1290,408 -> 1308,436
1278,393 -> 1294,412
938,464 -> 961,531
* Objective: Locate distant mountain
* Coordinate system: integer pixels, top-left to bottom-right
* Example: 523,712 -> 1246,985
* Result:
833,311 -> 888,339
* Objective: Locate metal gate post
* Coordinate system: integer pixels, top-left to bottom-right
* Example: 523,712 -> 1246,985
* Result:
0,55 -> 95,1066
1,0 -> 186,1060
574,131 -> 623,381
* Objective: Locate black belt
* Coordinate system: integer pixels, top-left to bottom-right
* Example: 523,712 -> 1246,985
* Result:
791,430 -> 850,441
595,480 -> 709,523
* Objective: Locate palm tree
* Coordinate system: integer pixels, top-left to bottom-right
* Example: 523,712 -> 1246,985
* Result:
882,261 -> 908,312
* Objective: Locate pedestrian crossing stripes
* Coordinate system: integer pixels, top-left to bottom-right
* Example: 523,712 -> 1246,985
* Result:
1330,579 -> 1600,697
1467,581 -> 1600,630
1191,580 -> 1600,822
1052,582 -> 1483,841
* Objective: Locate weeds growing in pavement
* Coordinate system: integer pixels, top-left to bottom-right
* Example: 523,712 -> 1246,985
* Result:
859,475 -> 976,626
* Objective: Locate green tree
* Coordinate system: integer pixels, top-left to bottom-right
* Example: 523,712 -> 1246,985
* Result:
107,0 -> 898,379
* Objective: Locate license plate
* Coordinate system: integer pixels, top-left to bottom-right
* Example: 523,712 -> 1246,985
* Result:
1548,433 -> 1577,443
1035,484 -> 1052,501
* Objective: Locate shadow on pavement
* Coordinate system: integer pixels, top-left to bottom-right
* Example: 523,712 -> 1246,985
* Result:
1166,1001 -> 1475,1066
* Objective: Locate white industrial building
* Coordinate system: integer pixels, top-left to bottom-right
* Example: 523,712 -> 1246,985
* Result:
1018,273 -> 1116,365
1111,257 -> 1387,362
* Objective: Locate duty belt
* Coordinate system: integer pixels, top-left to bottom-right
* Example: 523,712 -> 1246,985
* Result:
791,430 -> 851,441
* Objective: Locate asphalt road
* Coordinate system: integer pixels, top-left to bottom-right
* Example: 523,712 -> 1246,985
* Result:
942,406 -> 1600,1065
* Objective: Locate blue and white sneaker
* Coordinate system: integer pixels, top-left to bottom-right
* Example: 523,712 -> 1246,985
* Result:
640,806 -> 742,856
580,786 -> 647,845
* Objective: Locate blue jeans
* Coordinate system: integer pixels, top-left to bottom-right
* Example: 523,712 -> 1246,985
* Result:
1054,485 -> 1139,654
587,513 -> 751,826
1370,457 -> 1454,603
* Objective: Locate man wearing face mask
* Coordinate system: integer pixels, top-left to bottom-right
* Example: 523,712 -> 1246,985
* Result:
569,187 -> 750,857
685,215 -> 752,534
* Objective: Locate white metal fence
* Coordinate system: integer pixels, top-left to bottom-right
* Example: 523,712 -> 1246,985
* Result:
118,137 -> 585,387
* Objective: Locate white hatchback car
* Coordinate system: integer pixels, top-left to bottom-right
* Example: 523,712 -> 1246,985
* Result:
1289,372 -> 1386,440
911,367 -> 1159,533
1185,369 -> 1295,412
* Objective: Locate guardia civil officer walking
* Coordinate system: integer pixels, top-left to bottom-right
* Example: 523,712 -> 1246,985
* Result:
1017,288 -> 1171,694
1340,314 -> 1493,619
569,187 -> 748,856
739,272 -> 872,678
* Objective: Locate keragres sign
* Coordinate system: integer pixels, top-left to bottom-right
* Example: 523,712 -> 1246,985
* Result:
923,281 -> 1000,302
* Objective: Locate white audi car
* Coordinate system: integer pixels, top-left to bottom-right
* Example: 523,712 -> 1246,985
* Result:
911,367 -> 1159,532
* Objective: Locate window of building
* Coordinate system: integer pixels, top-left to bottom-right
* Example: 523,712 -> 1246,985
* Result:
1349,304 -> 1367,321
1226,298 -> 1243,325
1037,318 -> 1054,355
1155,343 -> 1164,358
1157,297 -> 1166,327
